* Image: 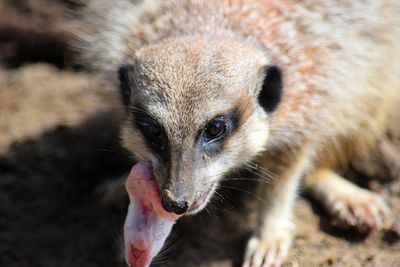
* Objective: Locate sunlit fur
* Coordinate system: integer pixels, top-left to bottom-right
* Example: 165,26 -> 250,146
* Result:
80,0 -> 400,265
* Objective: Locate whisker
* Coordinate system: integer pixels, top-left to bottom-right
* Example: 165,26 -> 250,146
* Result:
218,185 -> 266,204
245,162 -> 278,181
222,177 -> 271,185
205,196 -> 222,220
213,189 -> 233,210
126,106 -> 152,116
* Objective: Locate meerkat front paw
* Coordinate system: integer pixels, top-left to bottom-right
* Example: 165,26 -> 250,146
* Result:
323,184 -> 390,231
242,220 -> 294,267
306,169 -> 391,232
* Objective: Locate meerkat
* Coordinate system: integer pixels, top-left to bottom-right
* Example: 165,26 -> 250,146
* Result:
79,0 -> 400,266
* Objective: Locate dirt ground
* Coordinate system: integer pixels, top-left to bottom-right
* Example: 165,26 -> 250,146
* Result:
0,1 -> 399,267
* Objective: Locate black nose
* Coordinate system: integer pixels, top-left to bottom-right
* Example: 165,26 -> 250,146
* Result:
161,189 -> 189,215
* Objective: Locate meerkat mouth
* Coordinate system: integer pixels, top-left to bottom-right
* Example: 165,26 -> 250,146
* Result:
188,185 -> 216,213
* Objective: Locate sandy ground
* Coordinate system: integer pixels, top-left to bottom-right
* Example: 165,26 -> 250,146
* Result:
0,1 -> 399,267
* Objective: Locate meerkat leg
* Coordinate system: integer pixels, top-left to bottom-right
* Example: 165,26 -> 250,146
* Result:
243,148 -> 310,267
304,168 -> 390,231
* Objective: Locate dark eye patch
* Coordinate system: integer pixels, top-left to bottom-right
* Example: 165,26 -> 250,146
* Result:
131,105 -> 171,178
133,105 -> 168,151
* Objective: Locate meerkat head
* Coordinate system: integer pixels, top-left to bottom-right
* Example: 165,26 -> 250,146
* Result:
119,35 -> 282,215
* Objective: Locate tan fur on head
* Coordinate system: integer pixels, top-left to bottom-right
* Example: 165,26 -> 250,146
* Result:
119,34 -> 273,210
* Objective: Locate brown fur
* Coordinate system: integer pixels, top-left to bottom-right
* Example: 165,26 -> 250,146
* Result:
79,0 -> 400,266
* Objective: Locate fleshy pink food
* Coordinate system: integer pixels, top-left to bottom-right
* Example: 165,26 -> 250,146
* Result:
124,162 -> 180,267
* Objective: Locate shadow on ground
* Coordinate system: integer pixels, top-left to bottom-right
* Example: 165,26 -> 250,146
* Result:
0,111 -> 130,267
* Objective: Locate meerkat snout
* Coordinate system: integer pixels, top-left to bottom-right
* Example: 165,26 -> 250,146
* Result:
161,189 -> 189,215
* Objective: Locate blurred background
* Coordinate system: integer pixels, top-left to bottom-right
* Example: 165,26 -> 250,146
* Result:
0,1 -> 400,267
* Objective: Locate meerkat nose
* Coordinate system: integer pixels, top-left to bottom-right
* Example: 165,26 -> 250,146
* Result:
161,189 -> 189,215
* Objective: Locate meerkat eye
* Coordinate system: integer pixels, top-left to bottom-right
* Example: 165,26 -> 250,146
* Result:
204,117 -> 227,141
147,123 -> 162,138
141,122 -> 163,144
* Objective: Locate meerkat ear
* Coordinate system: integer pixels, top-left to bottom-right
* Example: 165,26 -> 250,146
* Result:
258,65 -> 283,113
118,63 -> 136,107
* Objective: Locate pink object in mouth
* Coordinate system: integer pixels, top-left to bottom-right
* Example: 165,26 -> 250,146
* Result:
124,162 -> 181,267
